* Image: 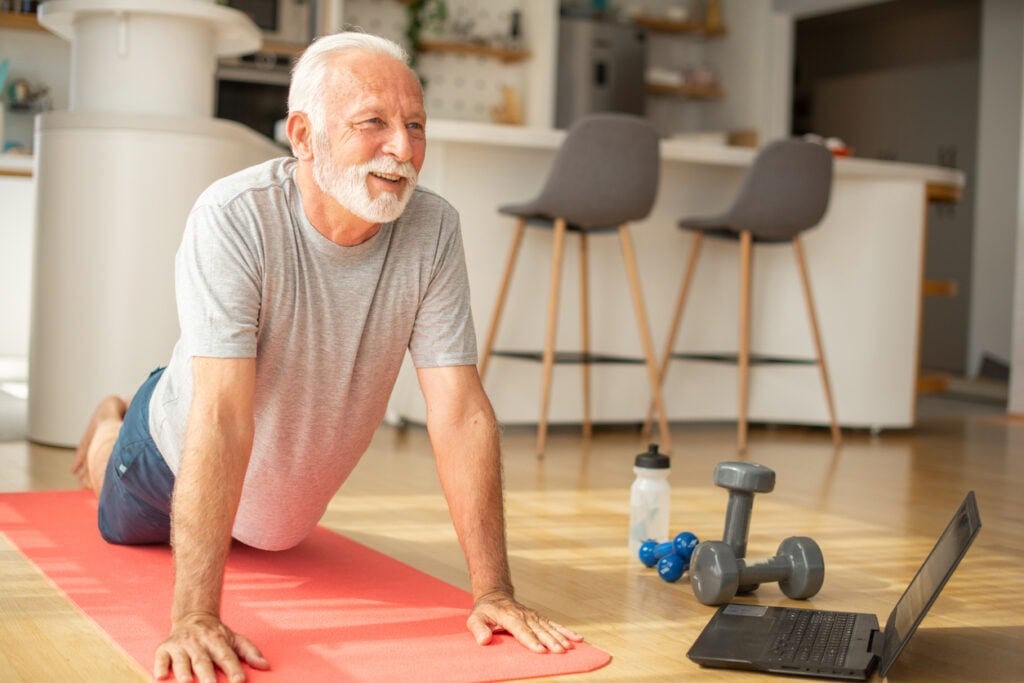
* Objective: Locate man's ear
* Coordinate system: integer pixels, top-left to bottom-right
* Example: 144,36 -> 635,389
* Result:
286,112 -> 315,160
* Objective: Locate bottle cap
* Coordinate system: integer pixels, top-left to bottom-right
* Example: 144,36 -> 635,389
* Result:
634,443 -> 670,469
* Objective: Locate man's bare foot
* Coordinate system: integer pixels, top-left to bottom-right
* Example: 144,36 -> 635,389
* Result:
73,396 -> 128,492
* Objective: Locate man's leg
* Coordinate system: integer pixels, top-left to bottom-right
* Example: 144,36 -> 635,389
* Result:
72,395 -> 129,493
72,368 -> 175,545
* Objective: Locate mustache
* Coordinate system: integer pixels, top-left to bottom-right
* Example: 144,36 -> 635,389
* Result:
362,157 -> 418,180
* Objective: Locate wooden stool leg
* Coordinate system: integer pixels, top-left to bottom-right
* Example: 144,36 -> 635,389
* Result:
538,219 -> 568,456
579,232 -> 592,440
643,232 -> 703,439
479,219 -> 527,381
793,237 -> 841,445
619,225 -> 673,453
738,230 -> 753,453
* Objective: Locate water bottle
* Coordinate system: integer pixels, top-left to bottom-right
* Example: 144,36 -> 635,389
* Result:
629,443 -> 671,557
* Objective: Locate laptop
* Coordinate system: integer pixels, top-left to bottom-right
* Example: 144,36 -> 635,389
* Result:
687,491 -> 982,680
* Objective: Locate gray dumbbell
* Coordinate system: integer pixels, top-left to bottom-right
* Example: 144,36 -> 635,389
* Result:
715,461 -> 775,556
715,461 -> 775,591
690,536 -> 825,605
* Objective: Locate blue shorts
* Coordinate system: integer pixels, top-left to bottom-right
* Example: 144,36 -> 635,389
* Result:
97,367 -> 176,545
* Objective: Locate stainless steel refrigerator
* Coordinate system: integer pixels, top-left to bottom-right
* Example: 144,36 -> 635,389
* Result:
556,17 -> 647,129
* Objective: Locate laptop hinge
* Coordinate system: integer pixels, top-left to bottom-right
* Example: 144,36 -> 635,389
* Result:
867,628 -> 884,657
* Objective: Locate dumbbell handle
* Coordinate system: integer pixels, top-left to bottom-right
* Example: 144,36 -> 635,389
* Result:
737,555 -> 792,585
723,491 -> 755,558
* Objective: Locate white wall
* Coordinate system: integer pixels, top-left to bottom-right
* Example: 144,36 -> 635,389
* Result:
975,0 -> 1022,383
339,0 -> 556,128
702,0 -> 777,141
771,0 -> 1023,402
999,3 -> 1024,411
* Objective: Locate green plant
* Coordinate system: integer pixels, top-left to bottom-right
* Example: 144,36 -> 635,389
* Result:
404,0 -> 448,72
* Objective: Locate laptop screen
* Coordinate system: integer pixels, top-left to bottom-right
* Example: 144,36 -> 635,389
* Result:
878,491 -> 982,676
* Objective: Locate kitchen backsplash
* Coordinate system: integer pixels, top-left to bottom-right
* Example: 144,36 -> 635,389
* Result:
342,0 -> 529,124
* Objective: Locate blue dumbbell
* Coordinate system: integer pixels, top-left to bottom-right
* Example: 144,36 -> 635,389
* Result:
658,553 -> 688,582
638,539 -> 676,568
639,532 -> 701,569
673,531 -> 699,561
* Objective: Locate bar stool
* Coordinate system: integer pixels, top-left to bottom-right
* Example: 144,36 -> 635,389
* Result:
648,138 -> 840,452
478,113 -> 671,456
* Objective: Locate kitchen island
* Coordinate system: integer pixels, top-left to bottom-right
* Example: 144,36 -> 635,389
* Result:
386,120 -> 964,433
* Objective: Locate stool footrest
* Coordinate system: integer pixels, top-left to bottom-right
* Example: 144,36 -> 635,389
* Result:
491,350 -> 647,365
671,352 -> 818,365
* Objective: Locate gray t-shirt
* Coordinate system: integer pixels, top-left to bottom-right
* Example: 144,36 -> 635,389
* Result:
149,157 -> 477,550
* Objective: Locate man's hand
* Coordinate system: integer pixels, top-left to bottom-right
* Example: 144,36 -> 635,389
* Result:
154,613 -> 269,683
467,590 -> 584,654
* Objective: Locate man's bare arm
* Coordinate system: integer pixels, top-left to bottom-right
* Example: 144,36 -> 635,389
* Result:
416,365 -> 583,653
154,356 -> 269,683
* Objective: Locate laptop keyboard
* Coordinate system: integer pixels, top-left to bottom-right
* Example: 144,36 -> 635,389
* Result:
765,608 -> 858,668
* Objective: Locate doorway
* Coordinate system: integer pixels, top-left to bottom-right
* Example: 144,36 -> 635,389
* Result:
792,0 -> 981,376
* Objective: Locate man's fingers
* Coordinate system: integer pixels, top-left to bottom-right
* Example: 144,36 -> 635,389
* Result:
466,612 -> 496,646
189,653 -> 218,683
233,633 -> 270,671
514,614 -> 568,653
169,650 -> 195,683
207,637 -> 247,683
552,621 -> 585,643
154,618 -> 267,683
468,597 -> 582,654
153,650 -> 171,680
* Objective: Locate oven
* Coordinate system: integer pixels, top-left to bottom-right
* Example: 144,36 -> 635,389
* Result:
215,0 -> 316,142
216,50 -> 292,142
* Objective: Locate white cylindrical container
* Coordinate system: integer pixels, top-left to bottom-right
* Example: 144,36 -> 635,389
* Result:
67,12 -> 217,116
27,111 -> 282,446
37,0 -> 261,117
628,443 -> 671,557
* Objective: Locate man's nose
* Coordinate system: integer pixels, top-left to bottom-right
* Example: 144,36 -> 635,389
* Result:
383,126 -> 413,162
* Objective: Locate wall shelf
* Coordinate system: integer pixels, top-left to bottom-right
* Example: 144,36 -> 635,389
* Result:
259,40 -> 307,58
645,82 -> 724,100
633,15 -> 726,38
0,10 -> 44,31
418,40 -> 529,64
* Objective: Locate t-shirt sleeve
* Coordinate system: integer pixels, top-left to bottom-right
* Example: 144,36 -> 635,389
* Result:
175,202 -> 263,358
408,208 -> 478,368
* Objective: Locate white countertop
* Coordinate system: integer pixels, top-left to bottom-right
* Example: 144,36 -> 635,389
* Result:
0,153 -> 34,176
426,119 -> 965,188
5,118 -> 966,189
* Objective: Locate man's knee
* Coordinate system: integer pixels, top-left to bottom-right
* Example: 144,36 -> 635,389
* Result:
97,474 -> 172,546
97,499 -> 171,545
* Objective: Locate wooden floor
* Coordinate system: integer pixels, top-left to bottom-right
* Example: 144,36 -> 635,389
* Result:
1,394 -> 1022,682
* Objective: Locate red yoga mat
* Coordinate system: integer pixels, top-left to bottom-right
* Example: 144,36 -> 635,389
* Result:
0,490 -> 610,682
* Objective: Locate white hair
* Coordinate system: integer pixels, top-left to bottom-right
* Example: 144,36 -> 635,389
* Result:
288,32 -> 414,133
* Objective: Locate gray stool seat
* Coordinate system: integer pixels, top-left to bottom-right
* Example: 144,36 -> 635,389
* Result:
479,113 -> 671,455
648,138 -> 841,452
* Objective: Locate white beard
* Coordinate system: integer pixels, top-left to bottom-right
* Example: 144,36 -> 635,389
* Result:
312,137 -> 418,224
